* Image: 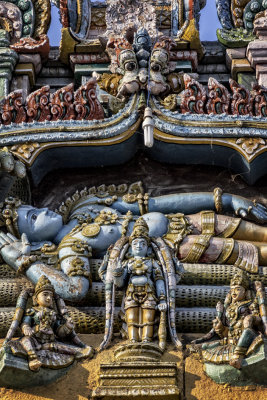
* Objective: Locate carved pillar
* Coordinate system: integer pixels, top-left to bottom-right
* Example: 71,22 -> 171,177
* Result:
0,30 -> 18,100
247,12 -> 267,87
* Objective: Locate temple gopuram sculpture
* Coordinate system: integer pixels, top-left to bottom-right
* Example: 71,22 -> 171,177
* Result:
0,275 -> 93,386
190,271 -> 267,385
0,0 -> 265,397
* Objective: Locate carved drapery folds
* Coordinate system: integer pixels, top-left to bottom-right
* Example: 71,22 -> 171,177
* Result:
180,75 -> 267,117
0,79 -> 104,125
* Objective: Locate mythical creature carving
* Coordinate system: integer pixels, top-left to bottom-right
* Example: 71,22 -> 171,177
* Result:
97,29 -> 182,101
0,185 -> 267,303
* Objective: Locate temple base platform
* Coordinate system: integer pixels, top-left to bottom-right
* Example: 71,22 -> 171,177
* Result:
91,361 -> 180,400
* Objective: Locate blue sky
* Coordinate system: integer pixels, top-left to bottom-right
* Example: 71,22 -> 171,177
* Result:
48,1 -> 221,46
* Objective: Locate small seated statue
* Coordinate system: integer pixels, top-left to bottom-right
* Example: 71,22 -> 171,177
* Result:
191,271 -> 267,371
99,217 -> 182,352
3,275 -> 94,372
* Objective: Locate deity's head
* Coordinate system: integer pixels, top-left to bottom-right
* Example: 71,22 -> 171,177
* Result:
0,197 -> 63,242
230,271 -> 250,303
129,217 -> 150,257
34,275 -> 55,308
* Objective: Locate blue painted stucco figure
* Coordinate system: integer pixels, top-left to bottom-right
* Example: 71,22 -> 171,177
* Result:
0,186 -> 267,302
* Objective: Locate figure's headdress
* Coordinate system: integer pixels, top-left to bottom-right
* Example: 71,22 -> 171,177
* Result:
129,217 -> 150,244
34,275 -> 55,297
230,271 -> 250,290
0,197 -> 22,238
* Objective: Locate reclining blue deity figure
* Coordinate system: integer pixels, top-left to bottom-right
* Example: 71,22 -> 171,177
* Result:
0,186 -> 267,302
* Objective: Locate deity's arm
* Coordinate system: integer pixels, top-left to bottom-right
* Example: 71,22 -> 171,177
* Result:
25,263 -> 90,302
0,231 -> 91,302
111,192 -> 267,223
55,317 -> 74,338
112,260 -> 128,288
21,310 -> 34,336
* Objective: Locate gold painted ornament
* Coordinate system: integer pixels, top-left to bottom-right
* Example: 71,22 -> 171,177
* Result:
82,223 -> 101,237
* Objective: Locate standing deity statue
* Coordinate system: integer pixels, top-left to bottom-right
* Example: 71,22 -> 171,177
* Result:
99,217 -> 180,350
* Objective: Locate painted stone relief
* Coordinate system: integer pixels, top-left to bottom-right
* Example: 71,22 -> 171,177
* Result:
0,0 -> 266,395
190,271 -> 267,385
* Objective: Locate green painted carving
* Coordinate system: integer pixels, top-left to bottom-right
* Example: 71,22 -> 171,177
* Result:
216,27 -> 255,47
0,30 -> 18,99
0,0 -> 35,37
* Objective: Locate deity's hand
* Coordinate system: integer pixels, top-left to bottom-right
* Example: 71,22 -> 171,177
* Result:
0,148 -> 26,178
113,259 -> 123,278
158,302 -> 167,312
212,317 -> 225,336
0,232 -> 32,269
22,324 -> 34,337
232,196 -> 267,224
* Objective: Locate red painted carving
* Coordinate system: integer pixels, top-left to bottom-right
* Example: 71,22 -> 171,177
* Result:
59,0 -> 69,27
74,78 -> 105,120
1,90 -> 26,125
251,84 -> 267,117
26,86 -> 51,122
207,77 -> 230,114
180,73 -> 206,114
10,34 -> 50,60
230,79 -> 252,116
50,83 -> 75,121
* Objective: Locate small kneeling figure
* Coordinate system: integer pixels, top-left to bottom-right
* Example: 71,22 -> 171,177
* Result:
192,271 -> 267,370
5,275 -> 93,372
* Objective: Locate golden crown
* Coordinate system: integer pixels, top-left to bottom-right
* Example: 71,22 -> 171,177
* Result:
129,217 -> 150,244
230,271 -> 250,290
34,275 -> 55,297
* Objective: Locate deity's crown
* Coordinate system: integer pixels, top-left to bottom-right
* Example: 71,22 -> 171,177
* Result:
230,271 -> 250,290
34,275 -> 55,297
129,217 -> 150,244
0,197 -> 22,238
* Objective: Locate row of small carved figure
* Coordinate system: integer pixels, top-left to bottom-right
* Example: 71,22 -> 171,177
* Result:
180,74 -> 267,117
0,78 -> 105,125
